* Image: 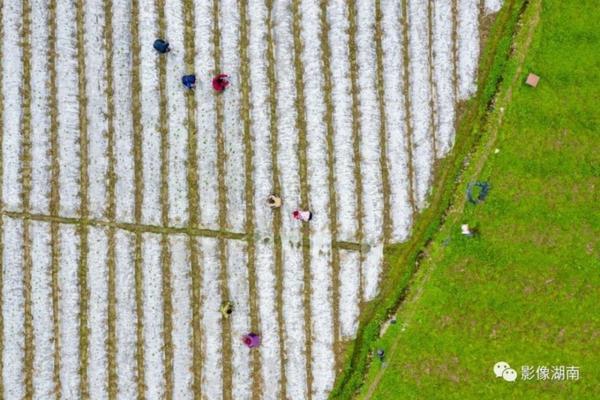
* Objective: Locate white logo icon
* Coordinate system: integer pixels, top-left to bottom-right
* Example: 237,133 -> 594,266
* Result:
502,368 -> 517,382
494,361 -> 517,382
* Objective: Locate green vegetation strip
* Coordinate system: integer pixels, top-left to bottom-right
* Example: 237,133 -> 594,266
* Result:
330,0 -> 530,397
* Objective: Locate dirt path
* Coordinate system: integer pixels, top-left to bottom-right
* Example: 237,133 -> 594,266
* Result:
361,0 -> 541,398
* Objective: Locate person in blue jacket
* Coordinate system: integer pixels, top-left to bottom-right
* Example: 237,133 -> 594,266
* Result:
153,38 -> 170,54
182,74 -> 196,90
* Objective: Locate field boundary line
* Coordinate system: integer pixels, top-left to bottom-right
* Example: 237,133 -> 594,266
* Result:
361,1 -> 541,397
318,0 -> 342,373
347,0 -> 366,302
133,233 -> 145,399
237,0 -> 262,397
290,0 -> 314,396
264,0 -> 288,397
212,1 -> 234,398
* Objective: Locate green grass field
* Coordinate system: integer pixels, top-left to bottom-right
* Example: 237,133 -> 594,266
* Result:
346,0 -> 599,398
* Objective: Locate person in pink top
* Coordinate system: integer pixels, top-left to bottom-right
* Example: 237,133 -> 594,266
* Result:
242,333 -> 261,348
293,209 -> 312,222
212,73 -> 230,92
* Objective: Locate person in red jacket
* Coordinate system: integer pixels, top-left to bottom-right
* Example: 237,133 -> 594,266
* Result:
212,73 -> 230,92
293,209 -> 312,222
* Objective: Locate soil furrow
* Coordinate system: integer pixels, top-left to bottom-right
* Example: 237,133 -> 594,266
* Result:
133,233 -> 145,399
101,0 -> 120,397
180,0 -> 202,397
75,0 -> 91,396
19,0 -> 35,396
264,1 -> 288,397
374,0 -> 393,245
317,0 -> 342,372
451,0 -> 460,103
400,0 -> 417,215
237,0 -> 262,398
290,0 -> 314,396
346,0 -> 366,303
47,0 -> 63,396
427,0 -> 439,159
153,0 -> 174,396
212,1 -> 234,398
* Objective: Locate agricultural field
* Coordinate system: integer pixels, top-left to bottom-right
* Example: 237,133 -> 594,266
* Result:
1,0 -> 505,399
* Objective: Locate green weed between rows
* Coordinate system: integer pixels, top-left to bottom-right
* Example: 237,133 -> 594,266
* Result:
340,0 -> 599,399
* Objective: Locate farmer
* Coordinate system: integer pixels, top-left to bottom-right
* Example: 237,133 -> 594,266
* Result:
267,194 -> 282,209
461,224 -> 474,237
212,73 -> 230,92
153,38 -> 170,54
182,74 -> 196,90
293,209 -> 312,222
242,333 -> 261,349
376,349 -> 385,362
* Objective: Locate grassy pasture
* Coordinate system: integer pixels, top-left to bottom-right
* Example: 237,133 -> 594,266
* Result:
349,0 -> 599,398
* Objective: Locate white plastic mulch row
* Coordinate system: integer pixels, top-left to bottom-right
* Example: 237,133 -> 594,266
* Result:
141,233 -> 165,399
485,0 -> 504,13
59,224 -> 81,398
272,0 -> 308,398
194,0 -> 219,230
299,1 -> 335,397
112,0 -> 136,223
338,250 -> 360,339
138,0 -> 162,226
87,226 -> 109,400
83,0 -> 109,221
30,221 -> 54,398
198,237 -> 223,400
407,0 -> 435,211
114,229 -> 138,399
457,0 -> 480,100
56,0 -> 81,218
432,0 -> 457,158
1,1 -> 23,212
2,217 -> 25,399
165,0 -> 189,227
169,235 -> 193,400
381,0 -> 413,243
326,1 -> 359,244
30,0 -> 52,215
220,0 -> 247,233
247,0 -> 282,397
227,241 -> 252,400
355,0 -> 385,302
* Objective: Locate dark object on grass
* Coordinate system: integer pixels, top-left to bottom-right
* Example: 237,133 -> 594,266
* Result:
182,74 -> 196,90
376,349 -> 385,362
467,182 -> 490,204
153,39 -> 170,54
